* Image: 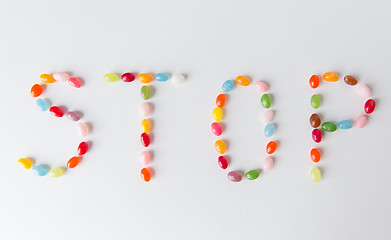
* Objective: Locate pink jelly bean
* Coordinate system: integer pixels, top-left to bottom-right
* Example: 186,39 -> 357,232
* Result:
140,151 -> 151,165
211,122 -> 223,136
53,72 -> 69,82
254,81 -> 268,92
261,110 -> 274,124
358,84 -> 371,98
68,77 -> 83,88
263,157 -> 274,171
67,111 -> 81,121
140,102 -> 152,117
227,171 -> 242,182
78,122 -> 90,137
355,115 -> 367,128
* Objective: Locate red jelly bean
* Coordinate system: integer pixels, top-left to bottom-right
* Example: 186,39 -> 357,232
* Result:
141,168 -> 152,182
218,156 -> 228,169
68,77 -> 83,88
49,106 -> 64,117
141,133 -> 150,147
216,94 -> 226,108
266,141 -> 277,154
67,156 -> 80,168
309,75 -> 320,89
310,148 -> 321,163
121,72 -> 136,82
31,84 -> 43,97
364,99 -> 376,114
312,129 -> 322,143
78,142 -> 88,155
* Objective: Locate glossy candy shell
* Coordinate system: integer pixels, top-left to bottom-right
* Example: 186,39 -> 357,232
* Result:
235,75 -> 250,86
337,120 -> 353,129
310,167 -> 322,183
261,94 -> 271,108
31,84 -> 43,97
364,99 -> 376,114
309,75 -> 320,89
227,171 -> 242,182
311,95 -> 321,109
211,122 -> 223,136
245,170 -> 260,180
36,99 -> 50,111
321,122 -> 337,132
215,140 -> 226,154
18,158 -> 33,169
322,72 -> 338,82
264,123 -> 275,137
310,148 -> 321,163
67,157 -> 80,168
312,129 -> 322,143
141,133 -> 151,147
218,156 -> 228,169
266,141 -> 277,154
40,74 -> 56,83
103,73 -> 120,82
49,106 -> 64,117
155,73 -> 169,82
78,142 -> 89,155
49,168 -> 64,178
222,80 -> 234,92
138,73 -> 153,83
68,77 -> 82,88
141,86 -> 152,100
216,94 -> 226,108
141,168 -> 152,182
121,72 -> 136,82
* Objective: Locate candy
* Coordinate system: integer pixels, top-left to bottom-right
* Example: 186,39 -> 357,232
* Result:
310,148 -> 321,163
78,142 -> 88,155
212,107 -> 223,121
364,99 -> 376,114
32,165 -> 49,176
140,151 -> 151,165
261,94 -> 271,109
312,129 -> 322,143
78,122 -> 90,137
266,141 -> 277,154
310,167 -> 321,183
31,84 -> 43,97
355,115 -> 367,128
140,103 -> 152,117
68,77 -> 82,88
216,94 -> 226,108
36,99 -> 50,111
155,73 -> 169,82
18,158 -> 33,169
141,119 -> 151,133
141,86 -> 152,100
264,123 -> 275,137
235,75 -> 250,86
103,73 -> 120,82
222,80 -> 234,92
211,122 -> 223,136
172,74 -> 185,84
263,157 -> 273,171
337,120 -> 353,129
215,140 -> 226,154
245,170 -> 259,180
49,106 -> 64,117
40,74 -> 56,83
254,81 -> 268,92
227,171 -> 242,182
141,133 -> 151,147
141,168 -> 152,182
309,75 -> 320,89
49,168 -> 64,178
53,72 -> 69,82
121,72 -> 135,82
358,84 -> 371,98
310,113 -> 321,128
321,122 -> 337,132
67,111 -> 81,121
67,157 -> 80,168
311,94 -> 321,109
218,156 -> 228,169
262,110 -> 274,124
138,73 -> 153,83
322,72 -> 338,82
344,75 -> 358,86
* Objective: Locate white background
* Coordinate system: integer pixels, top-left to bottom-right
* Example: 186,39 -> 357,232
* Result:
1,0 -> 390,239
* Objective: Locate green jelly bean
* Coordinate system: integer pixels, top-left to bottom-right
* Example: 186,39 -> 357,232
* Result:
261,94 -> 271,109
103,73 -> 120,82
322,122 -> 337,132
141,86 -> 152,100
311,94 -> 321,109
245,170 -> 260,180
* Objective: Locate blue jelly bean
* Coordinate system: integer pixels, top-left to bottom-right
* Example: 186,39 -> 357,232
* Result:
155,73 -> 169,82
264,123 -> 275,137
222,80 -> 234,92
32,165 -> 49,176
337,120 -> 353,129
36,99 -> 50,111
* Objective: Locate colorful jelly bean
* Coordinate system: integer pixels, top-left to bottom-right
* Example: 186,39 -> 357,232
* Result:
216,94 -> 226,108
222,80 -> 234,92
312,129 -> 322,143
310,167 -> 321,183
140,103 -> 152,117
121,72 -> 136,82
53,72 -> 69,82
309,75 -> 320,89
67,111 -> 81,121
141,133 -> 151,147
310,148 -> 321,163
155,73 -> 169,82
322,122 -> 337,132
215,140 -> 226,154
227,171 -> 242,182
31,84 -> 43,97
344,75 -> 358,86
36,99 -> 50,111
49,168 -> 64,178
311,94 -> 321,109
261,94 -> 271,109
171,74 -> 185,84
310,113 -> 321,128
141,168 -> 152,182
322,72 -> 338,82
49,106 -> 64,117
18,158 -> 33,169
141,86 -> 152,100
355,115 -> 367,128
67,157 -> 80,168
40,74 -> 56,83
68,77 -> 83,88
211,122 -> 223,136
78,122 -> 90,137
140,151 -> 151,166
103,73 -> 120,82
262,110 -> 273,124
141,119 -> 151,133
337,120 -> 353,129
266,141 -> 277,154
78,142 -> 89,155
245,170 -> 259,180
364,99 -> 376,114
264,123 -> 275,137
32,165 -> 49,176
263,157 -> 273,171
212,107 -> 223,121
254,81 -> 268,92
235,75 -> 250,86
138,73 -> 153,83
218,156 -> 228,169
358,84 -> 371,98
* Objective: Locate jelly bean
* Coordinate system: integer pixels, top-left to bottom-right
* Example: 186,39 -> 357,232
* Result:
31,84 -> 43,97
40,74 -> 56,83
322,72 -> 338,82
49,106 -> 64,117
358,84 -> 371,98
32,165 -> 49,176
222,80 -> 234,92
140,102 -> 152,117
310,113 -> 321,128
78,142 -> 89,155
141,86 -> 152,100
141,133 -> 151,147
212,107 -> 223,121
18,158 -> 33,169
337,120 -> 353,129
211,122 -> 223,136
140,151 -> 151,165
36,99 -> 50,111
309,75 -> 320,89
355,115 -> 367,128
254,81 -> 268,92
235,75 -> 250,86
78,122 -> 90,137
263,157 -> 273,171
245,170 -> 259,180
155,73 -> 169,82
172,74 -> 185,84
266,141 -> 277,154
218,156 -> 228,169
68,77 -> 82,88
141,119 -> 151,133
310,148 -> 320,163
121,72 -> 135,82
103,73 -> 120,82
262,110 -> 274,124
49,168 -> 64,178
364,99 -> 376,114
53,72 -> 69,82
261,94 -> 271,109
215,140 -> 226,154
311,94 -> 321,109
141,168 -> 152,182
138,73 -> 153,83
310,167 -> 321,183
67,111 -> 81,121
227,171 -> 242,182
344,75 -> 358,86
264,123 -> 275,137
321,122 -> 337,132
67,157 -> 80,168
216,94 -> 226,108
312,129 -> 322,143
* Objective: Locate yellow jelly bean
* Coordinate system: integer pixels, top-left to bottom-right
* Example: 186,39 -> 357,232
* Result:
40,74 -> 56,83
212,107 -> 223,121
235,75 -> 250,86
215,140 -> 226,154
138,73 -> 153,83
141,119 -> 151,133
18,158 -> 33,169
310,167 -> 321,183
49,168 -> 64,178
322,72 -> 339,82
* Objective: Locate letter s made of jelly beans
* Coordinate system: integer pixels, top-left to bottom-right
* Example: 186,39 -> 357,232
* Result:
19,73 -> 92,178
308,73 -> 376,183
103,72 -> 185,182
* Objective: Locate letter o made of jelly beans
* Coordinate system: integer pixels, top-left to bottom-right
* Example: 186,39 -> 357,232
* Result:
19,73 -> 91,178
211,76 -> 278,182
308,73 -> 376,183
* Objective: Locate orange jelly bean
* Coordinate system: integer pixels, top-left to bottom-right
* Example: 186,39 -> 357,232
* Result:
67,156 -> 81,168
266,141 -> 277,154
141,168 -> 152,182
322,72 -> 339,82
40,74 -> 56,83
309,75 -> 319,89
310,148 -> 321,163
216,94 -> 226,108
235,75 -> 250,86
215,140 -> 226,154
138,73 -> 153,83
30,84 -> 43,97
